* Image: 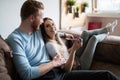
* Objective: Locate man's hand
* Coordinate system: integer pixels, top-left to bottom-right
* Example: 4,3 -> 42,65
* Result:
52,54 -> 66,68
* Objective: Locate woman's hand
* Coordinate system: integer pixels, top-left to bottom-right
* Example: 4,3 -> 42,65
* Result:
72,37 -> 83,51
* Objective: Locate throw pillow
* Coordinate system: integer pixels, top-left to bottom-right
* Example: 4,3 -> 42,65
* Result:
0,49 -> 12,80
0,35 -> 12,58
0,35 -> 20,80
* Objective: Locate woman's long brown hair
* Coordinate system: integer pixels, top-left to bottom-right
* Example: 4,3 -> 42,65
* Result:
40,17 -> 65,46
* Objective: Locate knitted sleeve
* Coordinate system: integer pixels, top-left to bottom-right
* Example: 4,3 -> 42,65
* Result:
46,42 -> 58,58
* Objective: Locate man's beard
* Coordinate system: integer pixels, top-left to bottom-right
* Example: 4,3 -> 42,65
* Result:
31,21 -> 40,31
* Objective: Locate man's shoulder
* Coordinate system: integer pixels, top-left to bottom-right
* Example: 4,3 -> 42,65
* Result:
7,29 -> 22,41
6,29 -> 28,50
6,29 -> 25,46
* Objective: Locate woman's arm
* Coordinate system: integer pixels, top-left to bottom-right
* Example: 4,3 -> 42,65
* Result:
64,40 -> 82,71
46,42 -> 58,58
64,46 -> 76,71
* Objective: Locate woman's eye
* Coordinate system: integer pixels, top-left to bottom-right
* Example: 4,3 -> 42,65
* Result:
46,23 -> 55,28
46,25 -> 50,27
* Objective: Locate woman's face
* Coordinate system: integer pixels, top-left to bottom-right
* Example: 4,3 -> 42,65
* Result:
44,19 -> 56,39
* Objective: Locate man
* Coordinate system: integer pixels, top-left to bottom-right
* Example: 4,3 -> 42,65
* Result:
6,0 -> 119,80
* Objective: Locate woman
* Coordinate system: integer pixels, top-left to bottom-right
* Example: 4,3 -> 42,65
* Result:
41,17 -> 117,71
41,18 -> 82,71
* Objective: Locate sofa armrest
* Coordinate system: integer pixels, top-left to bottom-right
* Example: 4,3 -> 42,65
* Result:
102,35 -> 120,45
94,35 -> 120,65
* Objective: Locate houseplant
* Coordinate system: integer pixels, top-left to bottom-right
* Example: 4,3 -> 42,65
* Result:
67,0 -> 76,6
66,0 -> 76,13
81,1 -> 89,12
75,6 -> 80,17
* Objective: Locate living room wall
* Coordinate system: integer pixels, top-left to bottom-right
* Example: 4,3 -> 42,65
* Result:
0,0 -> 119,38
0,0 -> 60,38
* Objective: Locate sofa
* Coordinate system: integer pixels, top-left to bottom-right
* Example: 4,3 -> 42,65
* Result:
0,35 -> 120,80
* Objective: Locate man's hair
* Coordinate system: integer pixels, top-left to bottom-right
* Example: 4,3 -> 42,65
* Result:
20,0 -> 44,21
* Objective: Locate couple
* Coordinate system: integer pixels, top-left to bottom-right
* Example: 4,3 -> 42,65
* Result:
6,0 -> 119,80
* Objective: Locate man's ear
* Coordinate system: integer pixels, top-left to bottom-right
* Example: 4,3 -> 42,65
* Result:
29,15 -> 35,22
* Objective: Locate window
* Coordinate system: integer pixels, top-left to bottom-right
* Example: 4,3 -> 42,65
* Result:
86,0 -> 120,14
97,0 -> 120,13
92,0 -> 120,14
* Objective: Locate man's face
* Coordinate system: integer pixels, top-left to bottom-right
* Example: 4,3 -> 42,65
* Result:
31,9 -> 44,31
